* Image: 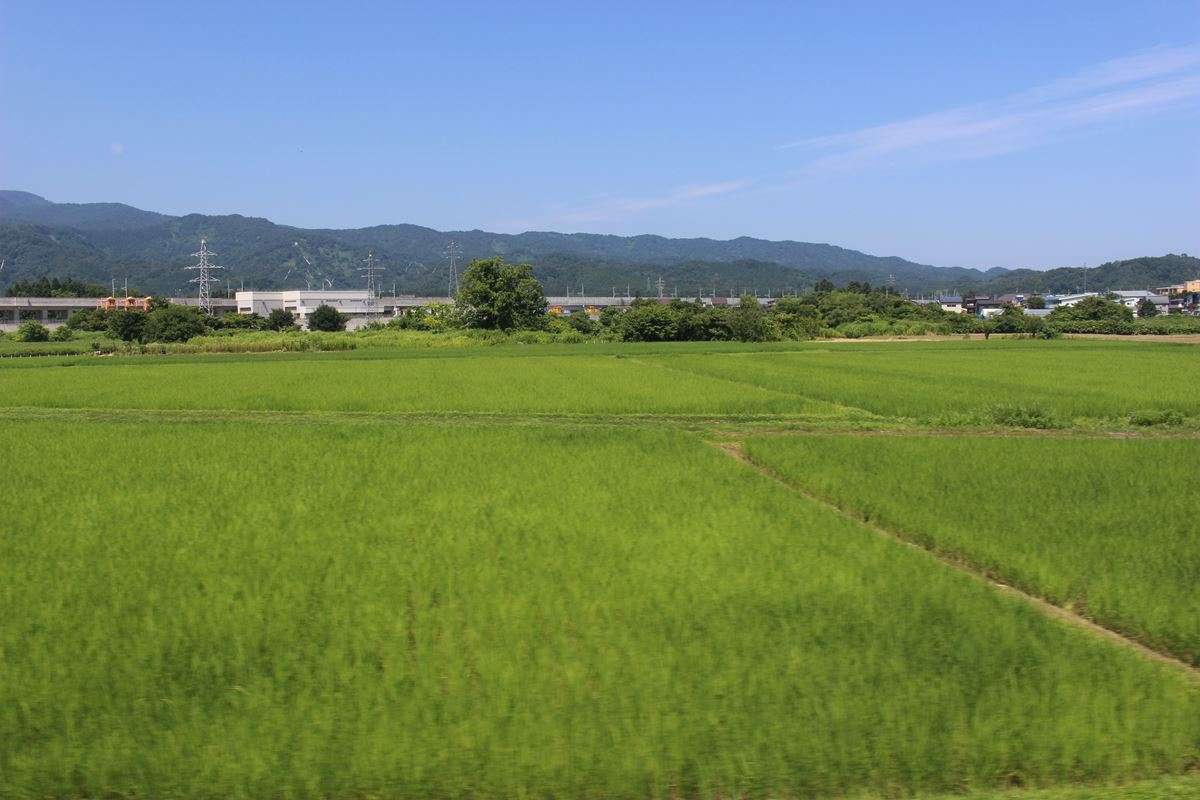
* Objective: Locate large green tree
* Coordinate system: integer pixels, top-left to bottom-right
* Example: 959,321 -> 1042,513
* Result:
456,257 -> 546,330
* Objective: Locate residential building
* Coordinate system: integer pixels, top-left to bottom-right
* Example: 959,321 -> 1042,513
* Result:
1110,290 -> 1169,316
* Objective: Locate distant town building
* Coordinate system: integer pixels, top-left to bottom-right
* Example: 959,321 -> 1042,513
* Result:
1109,290 -> 1169,316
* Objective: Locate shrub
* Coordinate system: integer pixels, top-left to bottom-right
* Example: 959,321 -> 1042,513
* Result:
107,309 -> 147,342
65,307 -> 109,331
989,307 -> 1032,334
615,303 -> 679,342
308,304 -> 348,332
1132,316 -> 1200,335
211,312 -> 268,331
566,309 -> 597,336
1049,296 -> 1133,324
989,403 -> 1059,429
1128,409 -> 1185,427
49,325 -> 74,342
15,320 -> 50,342
729,294 -> 773,342
1048,319 -> 1135,335
143,305 -> 208,343
267,308 -> 296,331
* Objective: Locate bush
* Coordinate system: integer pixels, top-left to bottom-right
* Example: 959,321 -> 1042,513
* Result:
15,320 -> 50,342
107,309 -> 148,342
49,325 -> 74,342
143,305 -> 208,343
1049,296 -> 1133,324
729,295 -> 773,342
566,309 -> 597,335
1048,319 -> 1135,335
266,308 -> 296,331
1128,409 -> 1185,427
1132,316 -> 1200,335
211,312 -> 268,331
308,304 -> 348,332
989,307 -> 1032,334
989,403 -> 1060,429
614,303 -> 679,342
65,307 -> 109,331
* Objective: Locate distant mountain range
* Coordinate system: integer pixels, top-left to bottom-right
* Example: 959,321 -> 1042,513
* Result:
1,190 -> 1196,296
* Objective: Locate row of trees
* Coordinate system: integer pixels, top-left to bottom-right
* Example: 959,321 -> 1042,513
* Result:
58,303 -> 299,343
10,259 -> 1189,346
6,277 -> 113,298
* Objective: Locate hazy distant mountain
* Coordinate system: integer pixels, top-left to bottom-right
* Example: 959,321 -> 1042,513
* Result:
971,254 -> 1200,295
7,189 -> 1187,297
0,190 -> 167,231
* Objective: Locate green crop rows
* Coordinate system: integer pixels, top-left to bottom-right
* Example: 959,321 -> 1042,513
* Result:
1,339 -> 1197,799
743,435 -> 1200,665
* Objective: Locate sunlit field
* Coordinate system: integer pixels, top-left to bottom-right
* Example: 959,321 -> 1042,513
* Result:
2,339 -> 1198,799
654,339 -> 1200,421
744,435 -> 1200,665
0,349 -> 853,418
3,418 -> 1198,798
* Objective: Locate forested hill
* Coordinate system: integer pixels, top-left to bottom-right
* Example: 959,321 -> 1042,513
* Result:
972,254 -> 1200,294
2,190 -> 1193,296
0,190 -> 1007,295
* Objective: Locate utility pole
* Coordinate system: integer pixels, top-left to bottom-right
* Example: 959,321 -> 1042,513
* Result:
443,241 -> 462,298
186,239 -> 224,315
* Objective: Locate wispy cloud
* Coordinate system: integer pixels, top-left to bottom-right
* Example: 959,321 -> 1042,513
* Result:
513,44 -> 1200,230
781,43 -> 1200,172
501,179 -> 753,230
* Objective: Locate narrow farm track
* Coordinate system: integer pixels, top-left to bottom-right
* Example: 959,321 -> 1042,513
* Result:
627,354 -> 882,419
709,439 -> 1200,682
0,404 -> 870,432
6,405 -> 1198,442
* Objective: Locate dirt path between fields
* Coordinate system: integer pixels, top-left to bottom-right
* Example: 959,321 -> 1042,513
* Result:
710,440 -> 1200,682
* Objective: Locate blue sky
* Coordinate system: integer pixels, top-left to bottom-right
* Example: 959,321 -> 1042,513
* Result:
2,1 -> 1197,269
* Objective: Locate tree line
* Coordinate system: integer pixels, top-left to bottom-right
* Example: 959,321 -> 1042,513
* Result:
10,257 -> 1199,345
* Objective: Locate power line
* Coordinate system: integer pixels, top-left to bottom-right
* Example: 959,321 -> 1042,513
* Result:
443,241 -> 463,297
185,239 -> 224,314
360,251 -> 382,307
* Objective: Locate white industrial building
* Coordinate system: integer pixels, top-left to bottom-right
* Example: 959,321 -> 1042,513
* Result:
234,290 -> 448,330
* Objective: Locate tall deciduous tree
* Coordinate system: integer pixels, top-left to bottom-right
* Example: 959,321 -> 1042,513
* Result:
456,257 -> 546,330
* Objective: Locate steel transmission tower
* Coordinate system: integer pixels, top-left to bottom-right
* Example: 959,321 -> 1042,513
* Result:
186,239 -> 224,314
443,241 -> 462,297
360,251 -> 381,307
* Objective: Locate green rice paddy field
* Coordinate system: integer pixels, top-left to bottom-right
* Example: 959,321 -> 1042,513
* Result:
1,338 -> 1197,799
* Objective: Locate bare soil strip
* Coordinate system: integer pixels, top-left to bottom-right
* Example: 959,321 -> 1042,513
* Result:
710,440 -> 1200,681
